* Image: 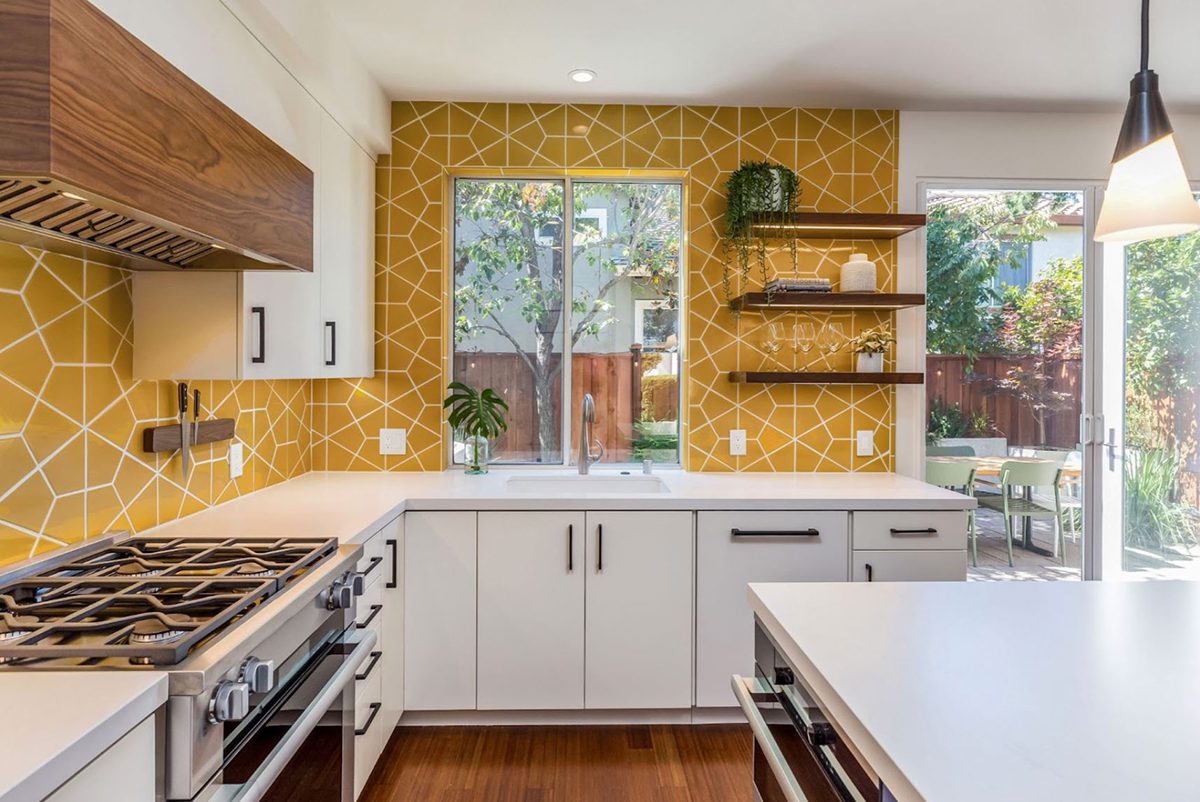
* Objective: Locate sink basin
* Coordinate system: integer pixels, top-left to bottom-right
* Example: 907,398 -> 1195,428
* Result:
505,473 -> 670,495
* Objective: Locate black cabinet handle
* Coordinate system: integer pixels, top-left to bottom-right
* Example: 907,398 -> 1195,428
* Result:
385,538 -> 398,589
596,524 -> 603,573
865,563 -> 874,582
567,524 -> 574,573
356,604 -> 382,629
250,306 -> 265,363
324,320 -> 337,366
890,527 -> 938,536
731,528 -> 820,538
363,556 -> 383,576
355,702 -> 381,736
355,650 -> 382,681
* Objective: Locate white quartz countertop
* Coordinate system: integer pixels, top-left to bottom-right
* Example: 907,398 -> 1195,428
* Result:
0,672 -> 167,802
149,470 -> 972,543
749,580 -> 1200,802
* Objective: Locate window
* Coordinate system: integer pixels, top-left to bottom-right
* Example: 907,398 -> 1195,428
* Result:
452,178 -> 682,466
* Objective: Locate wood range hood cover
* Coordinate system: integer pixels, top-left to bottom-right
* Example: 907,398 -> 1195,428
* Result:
0,0 -> 313,271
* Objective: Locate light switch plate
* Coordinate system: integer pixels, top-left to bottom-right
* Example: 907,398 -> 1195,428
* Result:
856,430 -> 874,457
228,441 -> 244,479
380,428 -> 407,455
729,429 -> 747,456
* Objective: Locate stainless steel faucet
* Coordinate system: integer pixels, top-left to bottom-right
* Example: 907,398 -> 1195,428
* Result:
578,393 -> 601,474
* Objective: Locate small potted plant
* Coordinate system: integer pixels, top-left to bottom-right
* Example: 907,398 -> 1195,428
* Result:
443,381 -> 509,474
848,325 -> 895,372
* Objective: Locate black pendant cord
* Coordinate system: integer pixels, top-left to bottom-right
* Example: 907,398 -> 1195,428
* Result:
1141,0 -> 1150,72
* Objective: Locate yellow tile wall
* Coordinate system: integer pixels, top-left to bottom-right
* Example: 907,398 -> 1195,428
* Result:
0,244 -> 311,565
313,102 -> 900,473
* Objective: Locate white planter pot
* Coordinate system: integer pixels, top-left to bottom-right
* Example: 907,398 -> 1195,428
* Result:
856,352 -> 884,372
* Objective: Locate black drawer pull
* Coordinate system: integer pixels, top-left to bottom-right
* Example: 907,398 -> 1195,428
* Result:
865,563 -> 874,582
385,538 -> 398,589
355,702 -> 381,736
363,556 -> 383,576
355,650 -> 382,681
889,527 -> 938,536
731,528 -> 820,538
567,524 -> 574,573
250,306 -> 265,363
356,604 -> 382,629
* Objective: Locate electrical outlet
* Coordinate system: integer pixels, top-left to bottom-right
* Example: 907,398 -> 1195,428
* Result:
729,429 -> 747,457
856,430 -> 875,457
380,428 -> 407,455
228,441 -> 244,479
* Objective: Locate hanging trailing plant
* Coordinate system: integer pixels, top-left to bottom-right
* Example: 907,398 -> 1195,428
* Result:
721,161 -> 801,310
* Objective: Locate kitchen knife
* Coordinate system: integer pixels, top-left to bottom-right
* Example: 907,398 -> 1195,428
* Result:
192,388 -> 201,445
178,382 -> 190,480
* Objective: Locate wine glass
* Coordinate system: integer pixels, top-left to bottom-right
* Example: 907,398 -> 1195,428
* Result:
762,322 -> 785,360
793,319 -> 816,354
824,322 -> 846,354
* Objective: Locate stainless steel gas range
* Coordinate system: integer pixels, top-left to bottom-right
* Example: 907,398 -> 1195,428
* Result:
0,533 -> 372,802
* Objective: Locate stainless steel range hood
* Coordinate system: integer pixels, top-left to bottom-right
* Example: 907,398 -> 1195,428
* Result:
0,0 -> 314,272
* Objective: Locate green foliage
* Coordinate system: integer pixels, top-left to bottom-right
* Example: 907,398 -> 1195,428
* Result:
443,381 -> 509,440
632,422 -> 679,463
995,257 -> 1083,359
925,193 -> 1070,364
848,324 -> 895,355
927,398 -> 970,444
1124,447 -> 1198,550
721,161 -> 801,306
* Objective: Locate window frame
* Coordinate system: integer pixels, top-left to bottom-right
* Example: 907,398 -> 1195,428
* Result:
445,171 -> 687,469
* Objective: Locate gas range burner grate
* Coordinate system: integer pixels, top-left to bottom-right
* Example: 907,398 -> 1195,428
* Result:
0,536 -> 337,666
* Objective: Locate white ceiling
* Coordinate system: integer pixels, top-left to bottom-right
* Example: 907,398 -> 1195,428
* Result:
325,0 -> 1200,112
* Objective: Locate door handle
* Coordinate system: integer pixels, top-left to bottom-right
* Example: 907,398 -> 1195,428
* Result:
567,524 -> 574,573
324,321 -> 337,366
1105,427 -> 1118,471
865,563 -> 873,582
596,524 -> 603,573
385,539 -> 398,589
250,306 -> 266,364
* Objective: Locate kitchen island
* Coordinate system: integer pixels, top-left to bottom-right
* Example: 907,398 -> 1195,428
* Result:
748,580 -> 1200,801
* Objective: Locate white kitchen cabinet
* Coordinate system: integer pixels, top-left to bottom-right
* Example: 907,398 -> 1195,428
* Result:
584,511 -> 693,709
404,512 -> 477,711
695,511 -> 850,708
46,713 -> 156,802
852,550 -> 967,582
852,510 -> 968,551
379,517 -> 405,732
477,512 -> 585,710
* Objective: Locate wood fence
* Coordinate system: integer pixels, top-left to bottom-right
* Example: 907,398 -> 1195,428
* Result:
454,351 -> 679,462
926,354 -> 1082,448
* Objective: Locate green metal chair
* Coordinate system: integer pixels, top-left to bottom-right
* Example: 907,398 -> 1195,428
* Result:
926,459 -> 979,566
977,460 -> 1065,567
926,445 -> 976,456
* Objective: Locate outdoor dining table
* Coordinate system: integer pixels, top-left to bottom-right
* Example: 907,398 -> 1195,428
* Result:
927,455 -> 1082,556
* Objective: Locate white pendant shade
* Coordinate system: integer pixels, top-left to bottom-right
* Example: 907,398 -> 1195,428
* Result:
1096,134 -> 1200,243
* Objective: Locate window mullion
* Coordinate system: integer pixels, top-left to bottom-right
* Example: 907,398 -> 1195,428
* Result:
561,177 -> 574,466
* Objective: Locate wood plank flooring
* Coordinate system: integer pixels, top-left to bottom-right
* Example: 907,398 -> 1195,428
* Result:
361,725 -> 754,802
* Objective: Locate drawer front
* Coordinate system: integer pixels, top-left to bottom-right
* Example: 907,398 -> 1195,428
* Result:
695,511 -> 849,708
355,579 -> 384,639
357,530 -> 385,584
852,549 -> 967,582
853,510 -> 967,551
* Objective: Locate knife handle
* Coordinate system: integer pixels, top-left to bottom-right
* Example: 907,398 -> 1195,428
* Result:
178,382 -> 188,415
193,389 -> 200,420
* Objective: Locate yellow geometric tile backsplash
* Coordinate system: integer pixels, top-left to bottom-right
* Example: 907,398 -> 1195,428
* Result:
314,102 -> 900,474
0,243 -> 310,565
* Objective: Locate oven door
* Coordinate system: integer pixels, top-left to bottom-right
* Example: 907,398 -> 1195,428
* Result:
196,626 -> 377,802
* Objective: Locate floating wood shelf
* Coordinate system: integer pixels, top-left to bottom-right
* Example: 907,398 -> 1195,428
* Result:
143,418 -> 236,453
748,212 -> 926,240
731,292 -> 925,312
728,371 -> 924,385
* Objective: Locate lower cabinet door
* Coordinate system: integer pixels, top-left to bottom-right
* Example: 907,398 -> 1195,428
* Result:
584,511 -> 693,709
477,511 -> 586,710
379,517 -> 404,733
852,550 -> 967,582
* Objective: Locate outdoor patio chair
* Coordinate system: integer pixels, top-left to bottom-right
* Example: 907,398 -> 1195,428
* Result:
977,460 -> 1066,567
926,445 -> 976,456
926,459 -> 979,566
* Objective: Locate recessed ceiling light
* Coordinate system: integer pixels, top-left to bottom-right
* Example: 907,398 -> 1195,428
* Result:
568,69 -> 596,84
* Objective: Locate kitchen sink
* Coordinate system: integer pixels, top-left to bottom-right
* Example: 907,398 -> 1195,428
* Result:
504,473 -> 670,495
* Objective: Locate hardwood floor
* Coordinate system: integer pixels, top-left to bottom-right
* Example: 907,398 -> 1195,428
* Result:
361,725 -> 755,802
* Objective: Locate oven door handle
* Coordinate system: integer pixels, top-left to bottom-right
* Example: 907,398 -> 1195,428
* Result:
731,675 -> 811,802
232,630 -> 377,802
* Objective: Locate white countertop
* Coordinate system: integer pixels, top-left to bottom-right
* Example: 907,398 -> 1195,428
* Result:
150,469 -> 972,543
749,580 -> 1200,802
0,672 -> 167,802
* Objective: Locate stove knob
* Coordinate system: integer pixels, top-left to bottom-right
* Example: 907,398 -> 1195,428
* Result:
240,656 -> 275,694
208,680 -> 251,723
326,578 -> 354,610
349,571 -> 365,596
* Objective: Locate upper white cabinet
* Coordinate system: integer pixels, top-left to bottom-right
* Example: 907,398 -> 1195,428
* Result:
584,512 -> 693,709
125,1 -> 374,380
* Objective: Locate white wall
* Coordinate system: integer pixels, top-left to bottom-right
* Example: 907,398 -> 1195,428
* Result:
894,110 -> 1200,476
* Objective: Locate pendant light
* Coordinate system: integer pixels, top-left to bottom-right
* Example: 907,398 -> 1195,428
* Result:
1095,0 -> 1200,243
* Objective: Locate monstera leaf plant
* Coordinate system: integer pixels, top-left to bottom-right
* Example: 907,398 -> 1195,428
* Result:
443,382 -> 509,474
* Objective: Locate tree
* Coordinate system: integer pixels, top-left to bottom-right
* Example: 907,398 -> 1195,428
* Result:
925,192 -> 1071,365
453,180 -> 680,461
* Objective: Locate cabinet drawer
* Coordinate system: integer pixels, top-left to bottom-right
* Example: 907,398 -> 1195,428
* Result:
853,511 -> 967,550
852,550 -> 966,582
357,530 -> 386,584
354,579 -> 384,638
